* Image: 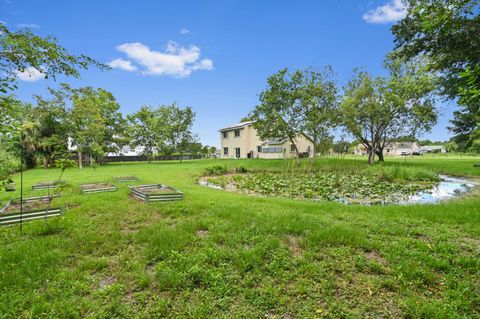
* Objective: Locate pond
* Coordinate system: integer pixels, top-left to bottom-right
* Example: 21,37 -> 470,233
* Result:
400,175 -> 477,205
199,173 -> 477,206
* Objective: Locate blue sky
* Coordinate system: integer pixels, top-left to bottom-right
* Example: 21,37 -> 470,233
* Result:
1,0 -> 457,147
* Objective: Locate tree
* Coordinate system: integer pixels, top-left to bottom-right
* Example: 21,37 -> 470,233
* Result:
444,141 -> 459,153
0,96 -> 25,182
250,69 -> 306,158
0,23 -> 107,93
340,59 -> 437,164
450,66 -> 480,150
333,140 -> 351,154
22,93 -> 70,167
316,135 -> 334,155
391,0 -> 480,151
392,0 -> 479,98
156,103 -> 196,160
299,66 -> 339,157
127,106 -> 160,162
69,88 -> 106,168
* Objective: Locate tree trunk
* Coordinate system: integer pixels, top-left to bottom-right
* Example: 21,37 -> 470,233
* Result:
43,156 -> 48,168
376,150 -> 385,162
78,151 -> 83,169
368,147 -> 375,164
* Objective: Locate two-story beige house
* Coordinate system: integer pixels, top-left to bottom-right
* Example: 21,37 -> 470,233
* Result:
219,121 -> 314,159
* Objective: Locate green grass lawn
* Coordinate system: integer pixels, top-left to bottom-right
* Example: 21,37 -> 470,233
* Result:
0,158 -> 479,318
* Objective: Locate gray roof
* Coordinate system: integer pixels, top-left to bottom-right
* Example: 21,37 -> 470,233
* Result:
219,121 -> 254,132
420,145 -> 445,149
385,141 -> 418,148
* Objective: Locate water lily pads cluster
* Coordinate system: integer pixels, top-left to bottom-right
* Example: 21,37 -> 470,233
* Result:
206,171 -> 438,204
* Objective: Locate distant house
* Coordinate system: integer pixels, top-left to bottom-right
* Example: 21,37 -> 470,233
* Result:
420,145 -> 446,153
219,121 -> 314,159
353,141 -> 420,156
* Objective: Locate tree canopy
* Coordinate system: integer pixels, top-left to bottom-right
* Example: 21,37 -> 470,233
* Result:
0,23 -> 107,93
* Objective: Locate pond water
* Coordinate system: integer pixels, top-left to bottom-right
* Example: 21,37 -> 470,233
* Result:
398,175 -> 477,205
199,175 -> 477,206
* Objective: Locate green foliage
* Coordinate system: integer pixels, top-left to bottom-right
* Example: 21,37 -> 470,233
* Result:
250,68 -> 307,157
204,165 -> 228,176
364,165 -> 439,182
251,67 -> 339,158
391,1 -> 480,152
451,66 -> 480,151
340,58 -> 437,163
55,159 -> 78,171
0,23 -> 107,93
392,0 -> 480,99
128,103 -> 197,160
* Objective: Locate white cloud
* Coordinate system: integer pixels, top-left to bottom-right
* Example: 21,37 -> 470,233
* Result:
363,0 -> 406,24
15,67 -> 44,82
108,58 -> 138,71
180,28 -> 190,35
114,41 -> 213,78
17,23 -> 40,29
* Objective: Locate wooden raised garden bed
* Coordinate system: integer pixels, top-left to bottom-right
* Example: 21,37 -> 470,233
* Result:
114,176 -> 139,182
0,195 -> 64,226
80,183 -> 118,194
129,184 -> 183,203
32,180 -> 65,190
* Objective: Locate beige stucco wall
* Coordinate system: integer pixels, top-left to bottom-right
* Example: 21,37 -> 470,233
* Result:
220,124 -> 314,159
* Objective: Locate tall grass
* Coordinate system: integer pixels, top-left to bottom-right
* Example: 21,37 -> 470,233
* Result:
365,164 -> 439,182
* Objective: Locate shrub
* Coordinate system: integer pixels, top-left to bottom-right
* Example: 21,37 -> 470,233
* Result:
235,166 -> 248,173
204,165 -> 227,176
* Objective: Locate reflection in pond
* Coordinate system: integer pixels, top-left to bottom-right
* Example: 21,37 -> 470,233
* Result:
199,175 -> 477,206
400,175 -> 476,205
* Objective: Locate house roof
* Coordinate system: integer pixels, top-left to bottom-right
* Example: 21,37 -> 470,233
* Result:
420,145 -> 445,150
385,141 -> 418,149
219,121 -> 254,132
265,138 -> 287,145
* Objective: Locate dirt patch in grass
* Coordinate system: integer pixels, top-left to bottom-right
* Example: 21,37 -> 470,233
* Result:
99,276 -> 116,289
283,235 -> 302,257
197,229 -> 209,238
364,251 -> 388,266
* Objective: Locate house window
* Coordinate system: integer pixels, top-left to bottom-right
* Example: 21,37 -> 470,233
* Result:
290,144 -> 296,153
223,147 -> 228,155
257,146 -> 262,153
234,129 -> 240,137
262,147 -> 283,153
223,131 -> 228,139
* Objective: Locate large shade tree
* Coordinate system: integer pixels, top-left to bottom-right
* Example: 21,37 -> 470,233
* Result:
299,66 -> 339,157
66,86 -> 125,167
127,106 -> 162,162
340,59 -> 437,164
